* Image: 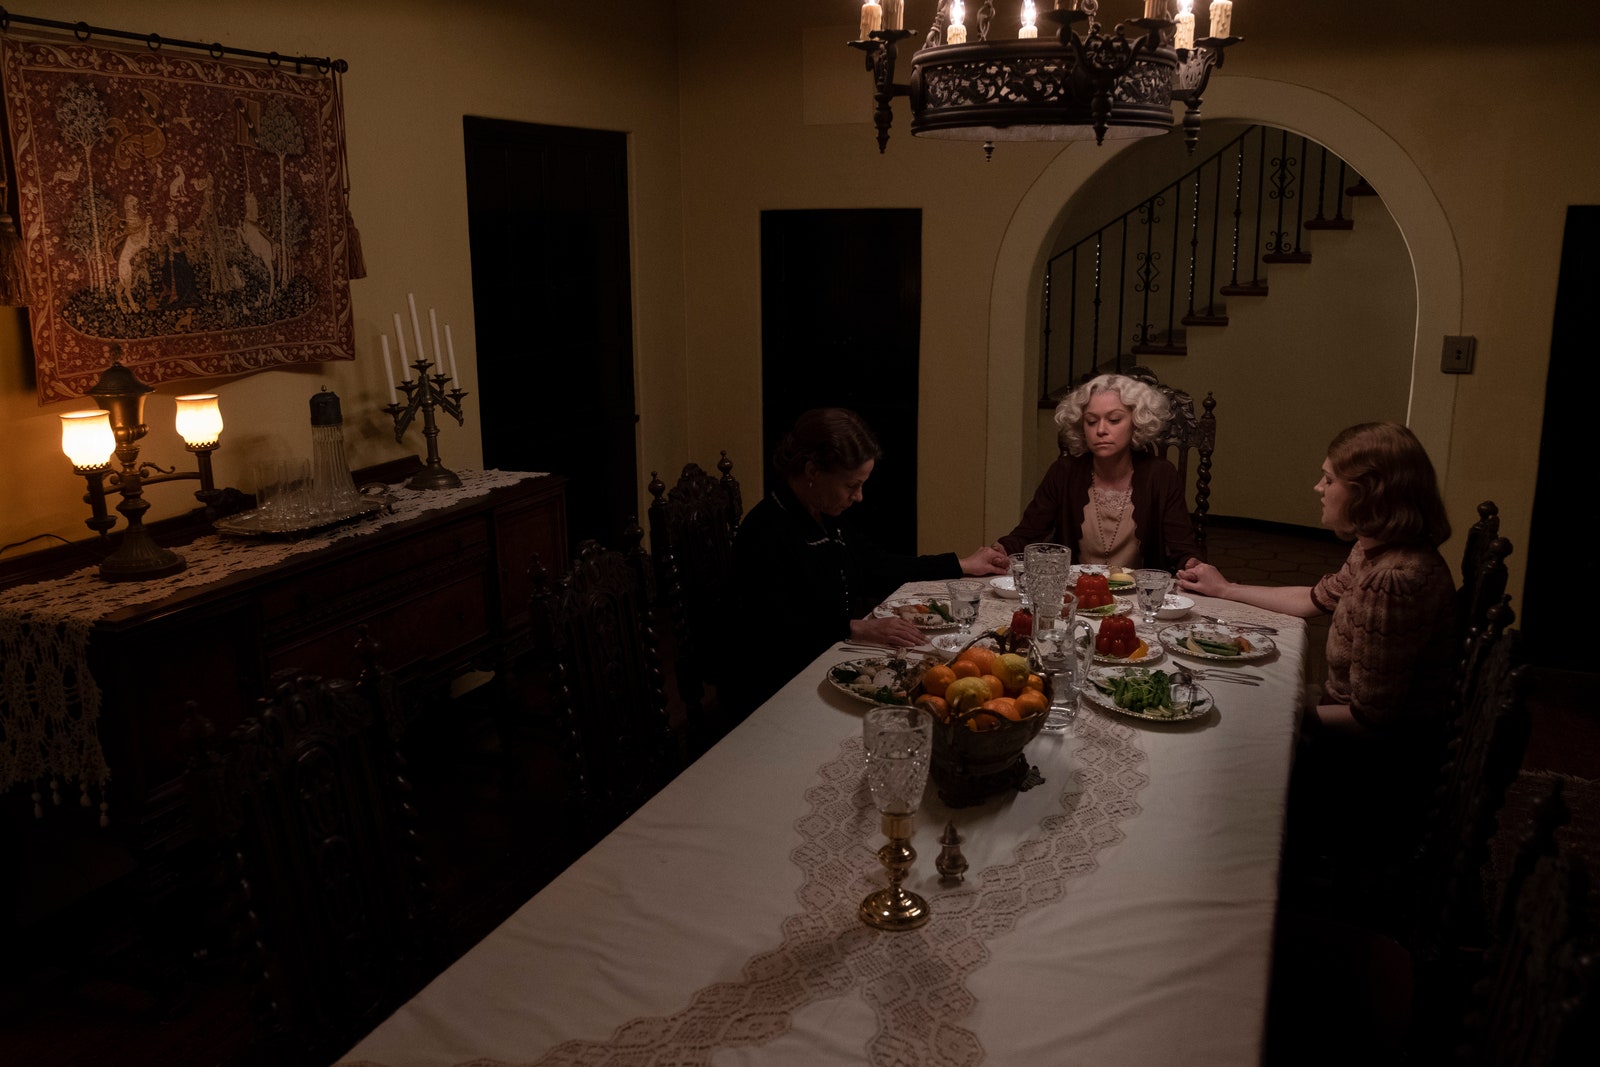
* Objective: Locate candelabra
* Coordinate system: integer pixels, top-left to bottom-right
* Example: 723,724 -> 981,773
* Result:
385,356 -> 468,490
59,360 -> 235,581
850,0 -> 1243,156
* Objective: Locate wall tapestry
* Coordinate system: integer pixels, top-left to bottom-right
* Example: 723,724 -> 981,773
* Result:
0,34 -> 355,403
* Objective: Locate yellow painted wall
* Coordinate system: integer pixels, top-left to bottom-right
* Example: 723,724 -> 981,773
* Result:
0,0 -> 689,558
3,0 -> 1598,618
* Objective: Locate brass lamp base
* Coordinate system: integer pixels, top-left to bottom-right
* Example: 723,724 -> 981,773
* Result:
859,885 -> 930,931
99,525 -> 186,582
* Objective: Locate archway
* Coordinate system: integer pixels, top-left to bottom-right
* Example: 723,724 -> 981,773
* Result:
983,75 -> 1463,537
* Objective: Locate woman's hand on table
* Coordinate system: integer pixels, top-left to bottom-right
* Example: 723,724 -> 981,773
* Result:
1176,561 -> 1230,597
960,545 -> 1010,576
850,614 -> 925,649
1178,561 -> 1321,618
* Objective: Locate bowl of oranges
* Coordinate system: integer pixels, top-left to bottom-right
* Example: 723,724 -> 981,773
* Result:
911,633 -> 1051,807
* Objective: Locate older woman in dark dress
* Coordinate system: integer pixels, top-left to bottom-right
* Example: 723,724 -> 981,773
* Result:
725,408 -> 1007,716
996,374 -> 1200,572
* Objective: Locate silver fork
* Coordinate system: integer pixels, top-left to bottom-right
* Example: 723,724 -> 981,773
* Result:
1171,665 -> 1262,686
1195,614 -> 1279,634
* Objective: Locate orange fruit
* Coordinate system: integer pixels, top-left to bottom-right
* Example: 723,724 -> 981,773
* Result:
914,693 -> 950,722
958,646 -> 998,674
951,659 -> 982,680
979,674 -> 1005,700
983,696 -> 1021,721
1026,674 -> 1045,691
1127,640 -> 1149,661
920,663 -> 958,697
1014,689 -> 1049,718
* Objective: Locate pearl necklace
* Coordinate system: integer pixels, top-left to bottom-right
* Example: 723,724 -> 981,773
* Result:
1091,473 -> 1132,556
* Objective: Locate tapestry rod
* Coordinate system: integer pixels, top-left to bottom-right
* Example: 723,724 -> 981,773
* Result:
0,6 -> 347,73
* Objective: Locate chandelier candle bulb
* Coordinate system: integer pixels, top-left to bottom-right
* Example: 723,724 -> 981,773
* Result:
429,307 -> 444,373
860,1 -> 882,39
382,335 -> 397,396
947,1 -> 967,44
883,0 -> 903,31
1174,0 -> 1195,48
1019,0 -> 1037,38
1208,0 -> 1232,39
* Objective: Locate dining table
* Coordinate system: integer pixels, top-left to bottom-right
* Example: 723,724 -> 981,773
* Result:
338,578 -> 1308,1067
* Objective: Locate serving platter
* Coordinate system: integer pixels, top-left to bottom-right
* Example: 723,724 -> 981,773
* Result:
1082,666 -> 1213,722
214,499 -> 385,539
873,597 -> 957,630
1159,624 -> 1277,663
824,658 -> 919,705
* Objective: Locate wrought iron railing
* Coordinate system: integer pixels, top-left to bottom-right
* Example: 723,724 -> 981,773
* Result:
1040,126 -> 1369,404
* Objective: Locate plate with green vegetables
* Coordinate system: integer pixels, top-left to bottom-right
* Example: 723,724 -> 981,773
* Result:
873,597 -> 957,630
1083,666 -> 1213,723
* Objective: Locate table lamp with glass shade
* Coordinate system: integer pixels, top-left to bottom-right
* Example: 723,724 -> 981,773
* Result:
59,361 -> 230,581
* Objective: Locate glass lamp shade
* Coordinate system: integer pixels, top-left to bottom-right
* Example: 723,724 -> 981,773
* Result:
61,410 -> 116,469
174,394 -> 223,448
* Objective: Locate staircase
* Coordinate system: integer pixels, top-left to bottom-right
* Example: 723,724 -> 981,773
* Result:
1040,125 -> 1378,403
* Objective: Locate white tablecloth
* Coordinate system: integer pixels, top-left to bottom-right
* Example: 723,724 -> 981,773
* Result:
339,588 -> 1306,1067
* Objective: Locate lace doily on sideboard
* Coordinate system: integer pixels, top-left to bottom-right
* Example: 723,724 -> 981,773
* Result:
0,470 -> 543,810
393,713 -> 1146,1067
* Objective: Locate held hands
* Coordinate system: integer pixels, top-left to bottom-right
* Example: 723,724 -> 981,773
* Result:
1176,560 -> 1229,597
960,545 -> 1010,576
851,614 -> 925,649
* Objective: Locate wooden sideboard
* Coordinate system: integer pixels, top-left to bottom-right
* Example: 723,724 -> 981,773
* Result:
1,471 -> 566,856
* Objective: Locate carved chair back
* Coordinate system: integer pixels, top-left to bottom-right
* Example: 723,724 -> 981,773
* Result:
1451,781 -> 1596,1065
530,528 -> 681,841
1411,605 -> 1531,966
646,452 -> 742,744
1456,501 -> 1512,643
182,634 -> 433,1063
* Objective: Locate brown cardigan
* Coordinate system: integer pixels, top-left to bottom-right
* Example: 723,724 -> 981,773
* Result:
997,452 -> 1200,571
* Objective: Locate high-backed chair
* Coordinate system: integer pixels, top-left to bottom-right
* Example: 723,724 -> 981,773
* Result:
1456,501 -> 1512,643
646,451 -> 742,749
530,527 -> 681,843
182,631 -> 434,1065
1065,366 -> 1216,553
1447,781 -> 1596,1065
1408,603 -> 1532,999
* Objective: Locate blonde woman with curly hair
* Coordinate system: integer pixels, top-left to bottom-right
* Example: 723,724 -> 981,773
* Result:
996,374 -> 1201,571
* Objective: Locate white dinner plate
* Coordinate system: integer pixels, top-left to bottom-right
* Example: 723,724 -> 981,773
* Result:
823,658 -> 919,705
1082,666 -> 1213,722
1074,598 -> 1133,620
873,597 -> 957,630
1159,624 -> 1277,662
990,576 -> 1021,599
1091,628 -> 1167,666
1156,594 -> 1196,620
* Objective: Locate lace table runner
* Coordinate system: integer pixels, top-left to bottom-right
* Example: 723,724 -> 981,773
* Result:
0,469 -> 542,814
472,713 -> 1146,1067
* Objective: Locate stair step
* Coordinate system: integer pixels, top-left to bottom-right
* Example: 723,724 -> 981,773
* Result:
1262,251 -> 1312,264
1347,177 -> 1378,197
1304,217 -> 1355,231
1182,310 -> 1229,327
1130,341 -> 1187,357
1220,280 -> 1269,297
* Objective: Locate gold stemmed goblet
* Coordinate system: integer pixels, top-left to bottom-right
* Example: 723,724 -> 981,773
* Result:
859,704 -> 934,931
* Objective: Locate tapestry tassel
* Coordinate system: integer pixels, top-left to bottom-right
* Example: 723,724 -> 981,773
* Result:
345,208 -> 366,280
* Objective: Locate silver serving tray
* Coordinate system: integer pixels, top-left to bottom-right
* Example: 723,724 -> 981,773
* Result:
213,498 -> 386,539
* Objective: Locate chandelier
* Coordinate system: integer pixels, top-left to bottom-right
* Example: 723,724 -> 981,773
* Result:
849,0 -> 1241,157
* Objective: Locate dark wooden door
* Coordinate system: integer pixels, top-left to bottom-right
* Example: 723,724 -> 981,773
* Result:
464,118 -> 637,550
759,209 -> 922,555
1523,205 -> 1594,666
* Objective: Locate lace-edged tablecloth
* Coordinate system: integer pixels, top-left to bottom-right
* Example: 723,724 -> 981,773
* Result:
0,469 -> 542,813
437,713 -> 1147,1067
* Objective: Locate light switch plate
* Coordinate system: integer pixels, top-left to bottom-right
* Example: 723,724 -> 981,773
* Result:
1442,335 -> 1476,374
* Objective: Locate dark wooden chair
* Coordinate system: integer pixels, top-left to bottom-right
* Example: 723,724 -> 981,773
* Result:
1447,780 -> 1597,1065
646,451 -> 742,750
1066,366 -> 1216,552
1404,604 -> 1533,1038
1456,501 -> 1512,644
531,527 -> 682,844
182,631 -> 435,1065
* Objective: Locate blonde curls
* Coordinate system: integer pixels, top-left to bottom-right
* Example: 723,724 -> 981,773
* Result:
1054,374 -> 1169,456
